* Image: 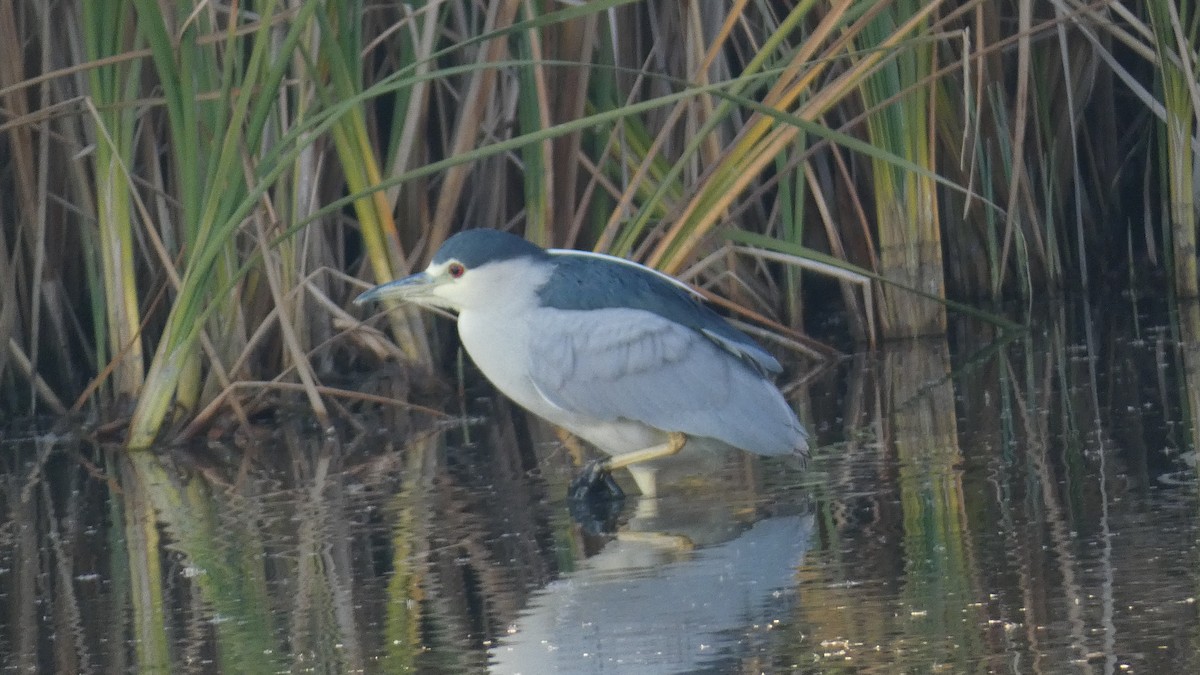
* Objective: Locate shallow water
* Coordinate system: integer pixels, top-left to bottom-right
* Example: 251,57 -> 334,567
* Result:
3,300 -> 1200,673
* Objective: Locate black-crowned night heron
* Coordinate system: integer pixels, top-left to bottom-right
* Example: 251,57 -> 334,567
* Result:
354,229 -> 809,500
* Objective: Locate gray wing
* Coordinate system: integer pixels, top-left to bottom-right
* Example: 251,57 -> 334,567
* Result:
527,307 -> 806,456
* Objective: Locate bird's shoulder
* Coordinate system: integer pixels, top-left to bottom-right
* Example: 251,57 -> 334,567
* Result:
537,252 -> 781,375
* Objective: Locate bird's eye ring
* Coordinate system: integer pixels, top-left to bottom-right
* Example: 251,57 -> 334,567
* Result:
447,262 -> 466,278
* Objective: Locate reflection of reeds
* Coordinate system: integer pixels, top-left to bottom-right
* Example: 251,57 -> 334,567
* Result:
792,300 -> 1200,669
3,465 -> 40,670
119,450 -> 283,673
401,397 -> 557,671
888,339 -> 983,667
41,398 -> 564,673
116,452 -> 170,672
1003,315 -> 1093,668
1175,301 -> 1200,454
3,314 -> 1200,671
380,430 -> 430,673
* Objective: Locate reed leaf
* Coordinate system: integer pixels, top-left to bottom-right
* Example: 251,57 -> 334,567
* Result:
856,1 -> 946,337
314,3 -> 433,367
1148,0 -> 1199,298
125,0 -> 321,447
728,230 -> 1020,331
81,0 -> 145,400
516,1 -> 555,247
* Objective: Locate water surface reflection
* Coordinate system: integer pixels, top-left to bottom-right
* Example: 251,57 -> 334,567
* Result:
2,301 -> 1200,673
489,497 -> 813,674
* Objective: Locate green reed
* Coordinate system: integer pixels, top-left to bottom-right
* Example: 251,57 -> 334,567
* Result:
0,0 -> 1194,439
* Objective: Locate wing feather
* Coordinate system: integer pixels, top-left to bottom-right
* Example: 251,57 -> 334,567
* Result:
528,307 -> 805,456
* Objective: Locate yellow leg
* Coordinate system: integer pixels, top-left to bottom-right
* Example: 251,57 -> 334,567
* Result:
616,531 -> 695,552
567,433 -> 687,504
555,427 -> 587,466
604,432 -> 687,471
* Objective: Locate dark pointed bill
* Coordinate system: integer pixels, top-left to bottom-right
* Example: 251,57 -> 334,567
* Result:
353,271 -> 435,305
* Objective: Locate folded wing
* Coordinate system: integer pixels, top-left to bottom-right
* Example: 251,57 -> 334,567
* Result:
528,307 -> 806,456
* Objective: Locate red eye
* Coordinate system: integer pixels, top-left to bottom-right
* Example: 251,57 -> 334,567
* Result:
447,262 -> 466,278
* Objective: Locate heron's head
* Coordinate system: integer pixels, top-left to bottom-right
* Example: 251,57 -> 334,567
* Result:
353,229 -> 552,312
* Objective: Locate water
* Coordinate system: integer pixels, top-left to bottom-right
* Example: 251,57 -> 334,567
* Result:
2,300 -> 1200,673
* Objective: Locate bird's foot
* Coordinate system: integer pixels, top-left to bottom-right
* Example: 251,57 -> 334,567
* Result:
568,460 -> 624,502
567,461 -> 625,534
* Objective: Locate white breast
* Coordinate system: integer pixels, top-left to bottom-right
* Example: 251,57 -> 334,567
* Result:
458,305 -> 668,459
457,308 -> 573,426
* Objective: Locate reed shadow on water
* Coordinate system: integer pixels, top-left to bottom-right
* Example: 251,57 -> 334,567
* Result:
3,298 -> 1200,673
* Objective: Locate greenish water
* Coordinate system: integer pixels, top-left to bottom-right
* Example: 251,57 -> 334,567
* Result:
2,300 -> 1200,673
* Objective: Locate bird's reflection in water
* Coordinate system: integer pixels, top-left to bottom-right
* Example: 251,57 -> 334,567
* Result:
489,489 -> 814,674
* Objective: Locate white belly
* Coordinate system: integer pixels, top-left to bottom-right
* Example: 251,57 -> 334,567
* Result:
457,308 -> 665,457
457,308 -> 738,497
